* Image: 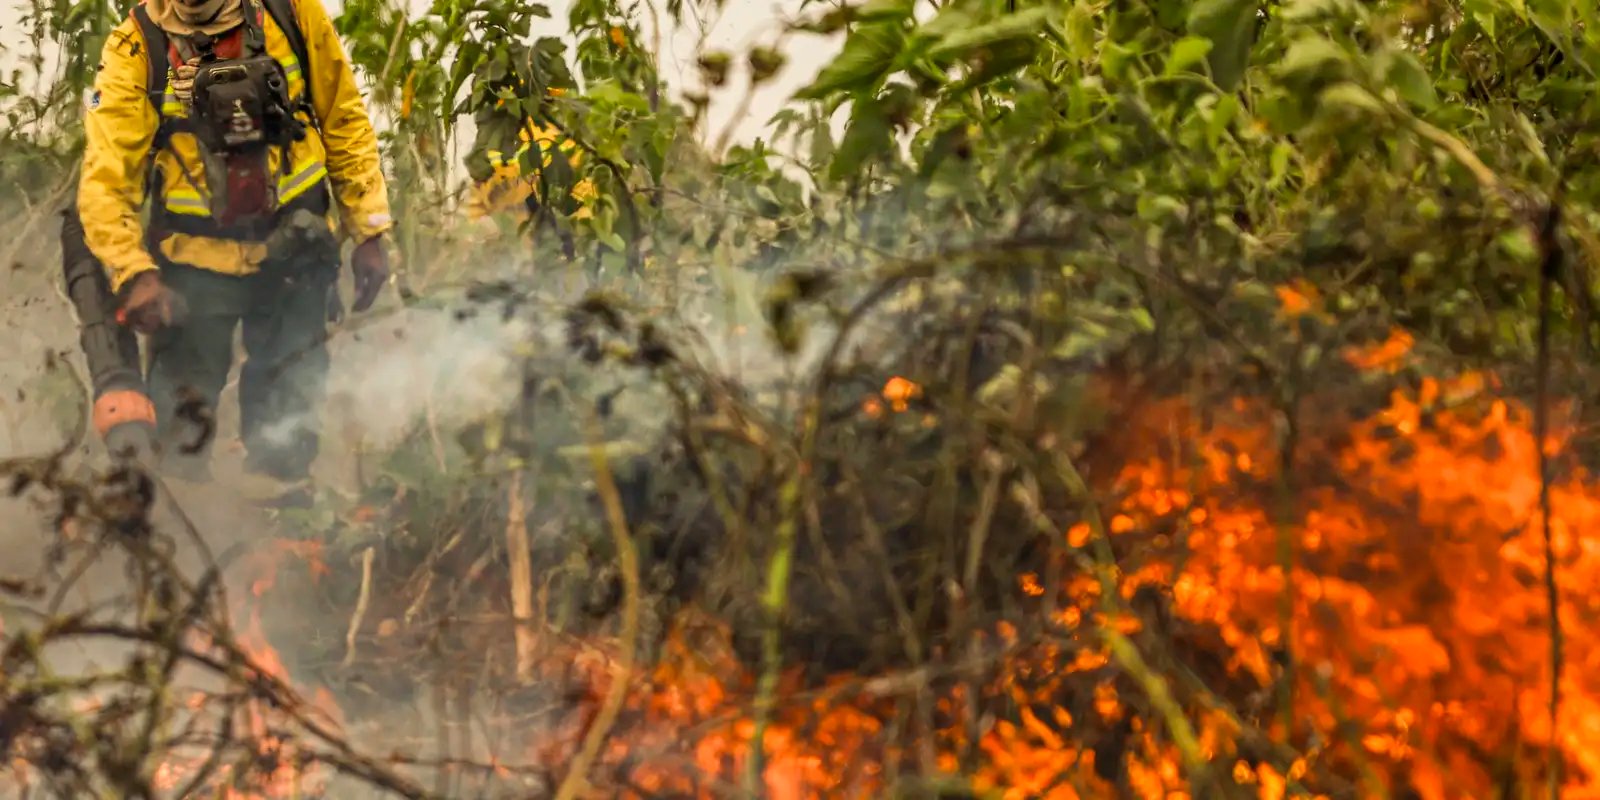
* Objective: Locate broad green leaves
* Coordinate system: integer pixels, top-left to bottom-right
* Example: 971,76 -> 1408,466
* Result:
796,22 -> 906,99
797,3 -> 1058,103
1165,36 -> 1214,76
1187,0 -> 1257,89
831,98 -> 893,181
925,6 -> 1053,61
1277,36 -> 1348,90
1318,83 -> 1383,118
1373,47 -> 1437,110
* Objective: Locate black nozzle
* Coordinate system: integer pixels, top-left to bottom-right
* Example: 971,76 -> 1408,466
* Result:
104,422 -> 158,464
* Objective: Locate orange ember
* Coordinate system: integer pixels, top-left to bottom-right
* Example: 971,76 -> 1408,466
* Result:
1344,326 -> 1415,372
881,376 -> 921,411
1274,280 -> 1321,318
865,376 -> 923,419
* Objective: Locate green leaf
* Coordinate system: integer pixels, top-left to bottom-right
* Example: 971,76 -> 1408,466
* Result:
1136,193 -> 1188,222
1280,0 -> 1363,23
1277,36 -> 1347,86
1064,1 -> 1097,59
858,0 -> 914,20
1102,39 -> 1136,81
809,116 -> 836,168
1205,93 -> 1241,147
1165,35 -> 1213,76
753,184 -> 783,216
1318,82 -> 1383,116
917,6 -> 976,41
796,21 -> 905,99
1496,227 -> 1540,266
917,122 -> 969,178
1375,47 -> 1437,110
1269,141 -> 1293,187
1187,0 -> 1257,90
1464,0 -> 1497,40
1128,307 -> 1156,333
949,38 -> 1039,91
928,6 -> 1052,60
830,98 -> 893,181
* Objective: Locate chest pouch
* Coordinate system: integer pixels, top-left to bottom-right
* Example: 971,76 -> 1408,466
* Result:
181,24 -> 306,228
191,54 -> 295,153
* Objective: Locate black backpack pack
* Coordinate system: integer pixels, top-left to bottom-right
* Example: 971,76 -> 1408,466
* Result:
130,0 -> 315,122
127,0 -> 331,241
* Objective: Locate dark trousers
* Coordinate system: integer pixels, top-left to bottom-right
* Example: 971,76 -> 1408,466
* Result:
147,259 -> 331,482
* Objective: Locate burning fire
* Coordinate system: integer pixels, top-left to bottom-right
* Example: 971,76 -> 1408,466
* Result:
592,366 -> 1591,795
135,321 -> 1600,797
150,539 -> 338,799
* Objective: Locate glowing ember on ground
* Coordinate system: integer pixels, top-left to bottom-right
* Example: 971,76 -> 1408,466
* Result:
864,376 -> 923,419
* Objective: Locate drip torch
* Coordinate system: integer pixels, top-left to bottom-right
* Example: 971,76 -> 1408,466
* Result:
60,202 -> 156,460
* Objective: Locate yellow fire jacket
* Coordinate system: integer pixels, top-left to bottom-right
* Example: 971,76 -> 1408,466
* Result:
464,122 -> 596,222
79,0 -> 391,294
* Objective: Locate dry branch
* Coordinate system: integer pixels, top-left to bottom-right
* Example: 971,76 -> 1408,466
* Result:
343,546 -> 377,669
506,474 -> 538,685
552,414 -> 641,800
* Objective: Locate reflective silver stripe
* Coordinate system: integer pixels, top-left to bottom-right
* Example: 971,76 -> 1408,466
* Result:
278,160 -> 327,203
164,194 -> 210,216
160,161 -> 325,219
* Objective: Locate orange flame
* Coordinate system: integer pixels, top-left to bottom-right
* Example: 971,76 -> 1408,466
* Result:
1344,327 -> 1415,372
151,539 -> 338,798
131,351 -> 1600,799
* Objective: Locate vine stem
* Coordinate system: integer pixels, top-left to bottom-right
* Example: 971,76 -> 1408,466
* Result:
1052,452 -> 1207,784
1535,200 -> 1564,799
744,399 -> 817,796
553,413 -> 641,800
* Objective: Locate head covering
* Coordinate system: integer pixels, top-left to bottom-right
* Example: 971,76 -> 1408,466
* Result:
144,0 -> 245,36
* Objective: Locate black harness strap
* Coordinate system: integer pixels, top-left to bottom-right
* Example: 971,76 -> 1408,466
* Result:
130,0 -> 314,128
129,0 -> 327,244
130,6 -> 169,113
158,188 -> 330,240
260,0 -> 314,116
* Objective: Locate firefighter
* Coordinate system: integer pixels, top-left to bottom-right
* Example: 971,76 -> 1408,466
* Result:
79,0 -> 391,504
464,93 -> 596,224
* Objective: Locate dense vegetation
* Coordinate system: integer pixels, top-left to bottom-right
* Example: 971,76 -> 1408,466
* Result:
7,0 -> 1600,797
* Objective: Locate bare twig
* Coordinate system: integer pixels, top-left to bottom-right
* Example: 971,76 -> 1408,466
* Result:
553,413 -> 641,800
505,474 -> 538,684
1534,198 -> 1565,799
342,546 -> 377,669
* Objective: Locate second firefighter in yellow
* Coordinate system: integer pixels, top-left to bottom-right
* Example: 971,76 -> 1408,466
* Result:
465,120 -> 597,222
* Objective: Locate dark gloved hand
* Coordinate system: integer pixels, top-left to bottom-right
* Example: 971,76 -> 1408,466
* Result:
350,235 -> 389,313
120,271 -> 184,334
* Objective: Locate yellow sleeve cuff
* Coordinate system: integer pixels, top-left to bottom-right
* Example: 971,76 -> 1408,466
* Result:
108,260 -> 159,296
344,209 -> 394,244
